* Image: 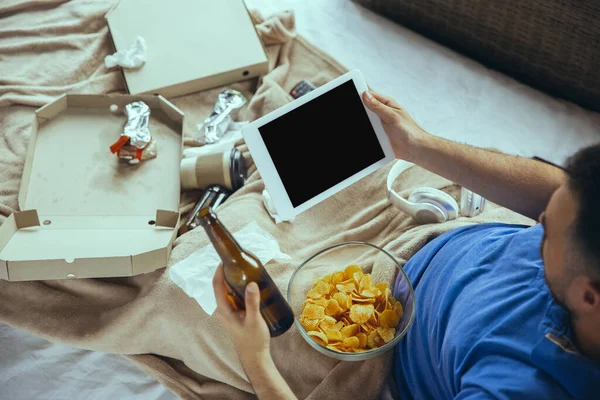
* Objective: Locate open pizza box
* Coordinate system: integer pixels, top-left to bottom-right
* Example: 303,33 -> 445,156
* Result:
105,0 -> 269,97
0,94 -> 183,281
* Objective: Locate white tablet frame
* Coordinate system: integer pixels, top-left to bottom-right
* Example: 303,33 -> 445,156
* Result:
242,69 -> 395,221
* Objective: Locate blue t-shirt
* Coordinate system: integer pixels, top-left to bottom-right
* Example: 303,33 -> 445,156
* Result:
394,223 -> 600,399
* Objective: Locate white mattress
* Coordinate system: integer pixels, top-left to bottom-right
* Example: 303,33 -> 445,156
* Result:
2,0 -> 599,399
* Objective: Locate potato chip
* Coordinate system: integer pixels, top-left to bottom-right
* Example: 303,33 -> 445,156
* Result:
378,309 -> 399,328
367,330 -> 385,348
340,324 -> 359,338
321,274 -> 332,284
332,271 -> 345,285
349,304 -> 374,324
325,298 -> 342,316
335,321 -> 345,331
353,272 -> 364,286
375,299 -> 387,314
375,282 -> 389,292
368,313 -> 378,326
300,317 -> 320,331
385,300 -> 393,311
323,315 -> 338,323
364,289 -> 380,298
319,279 -> 332,292
343,336 -> 360,349
306,298 -> 328,308
326,329 -> 343,343
359,274 -> 375,293
377,327 -> 396,343
393,301 -> 404,319
384,288 -> 392,302
308,280 -> 331,298
326,343 -> 343,352
319,316 -> 338,332
344,264 -> 362,280
351,296 -> 376,304
356,332 -> 368,348
308,330 -> 328,345
329,283 -> 338,295
302,303 -> 325,320
336,281 -> 356,293
333,293 -> 349,311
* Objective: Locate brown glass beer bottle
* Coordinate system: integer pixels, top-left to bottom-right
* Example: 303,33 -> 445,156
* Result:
198,208 -> 294,337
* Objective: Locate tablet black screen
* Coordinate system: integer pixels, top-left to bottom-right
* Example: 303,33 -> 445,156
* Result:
258,80 -> 385,207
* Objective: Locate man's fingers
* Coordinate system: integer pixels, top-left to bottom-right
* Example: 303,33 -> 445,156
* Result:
362,91 -> 400,124
212,263 -> 224,294
369,91 -> 403,110
244,282 -> 262,322
213,264 -> 233,317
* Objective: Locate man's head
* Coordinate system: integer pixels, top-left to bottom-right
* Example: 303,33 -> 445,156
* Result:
540,144 -> 600,320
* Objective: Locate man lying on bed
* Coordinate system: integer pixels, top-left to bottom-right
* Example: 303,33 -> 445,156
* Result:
212,90 -> 600,399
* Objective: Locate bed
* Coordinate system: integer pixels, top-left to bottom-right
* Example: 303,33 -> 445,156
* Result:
1,0 -> 598,398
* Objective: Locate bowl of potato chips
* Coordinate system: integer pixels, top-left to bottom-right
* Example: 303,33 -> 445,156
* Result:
287,242 -> 415,361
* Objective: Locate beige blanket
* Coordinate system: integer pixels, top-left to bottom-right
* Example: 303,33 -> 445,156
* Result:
0,1 -> 533,399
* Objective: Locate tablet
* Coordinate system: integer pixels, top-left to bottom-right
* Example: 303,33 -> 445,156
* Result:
242,69 -> 394,221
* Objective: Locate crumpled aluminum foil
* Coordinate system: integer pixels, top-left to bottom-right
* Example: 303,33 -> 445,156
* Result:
124,101 -> 151,149
202,89 -> 247,144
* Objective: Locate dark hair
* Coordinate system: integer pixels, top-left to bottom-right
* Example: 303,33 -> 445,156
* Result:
566,144 -> 600,277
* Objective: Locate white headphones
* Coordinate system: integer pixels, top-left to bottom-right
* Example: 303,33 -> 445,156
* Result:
387,160 -> 486,224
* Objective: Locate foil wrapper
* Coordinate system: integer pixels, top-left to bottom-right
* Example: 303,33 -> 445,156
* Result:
118,138 -> 158,164
203,89 -> 247,144
124,101 -> 151,149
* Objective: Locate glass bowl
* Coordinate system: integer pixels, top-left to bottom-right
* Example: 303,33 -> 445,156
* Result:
287,242 -> 415,361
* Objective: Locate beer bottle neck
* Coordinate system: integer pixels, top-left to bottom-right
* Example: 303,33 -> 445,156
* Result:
197,208 -> 243,263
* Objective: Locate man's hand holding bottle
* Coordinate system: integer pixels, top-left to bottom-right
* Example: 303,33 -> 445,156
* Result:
213,265 -> 297,400
213,264 -> 271,365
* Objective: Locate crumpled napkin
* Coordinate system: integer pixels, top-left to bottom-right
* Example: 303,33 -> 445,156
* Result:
105,36 -> 147,69
169,221 -> 291,315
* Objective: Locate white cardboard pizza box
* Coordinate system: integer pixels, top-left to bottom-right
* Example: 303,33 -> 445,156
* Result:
0,94 -> 183,281
105,0 -> 269,97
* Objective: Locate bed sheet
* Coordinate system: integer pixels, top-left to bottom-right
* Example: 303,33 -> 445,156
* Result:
2,1 -> 599,399
0,324 -> 174,400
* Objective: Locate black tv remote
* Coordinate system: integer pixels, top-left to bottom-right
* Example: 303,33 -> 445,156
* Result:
290,80 -> 316,99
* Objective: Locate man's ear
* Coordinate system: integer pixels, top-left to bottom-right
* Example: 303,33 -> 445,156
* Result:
574,276 -> 600,314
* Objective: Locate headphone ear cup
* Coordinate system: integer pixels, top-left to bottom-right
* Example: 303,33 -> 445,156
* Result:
413,203 -> 449,224
460,188 -> 487,217
408,187 -> 459,221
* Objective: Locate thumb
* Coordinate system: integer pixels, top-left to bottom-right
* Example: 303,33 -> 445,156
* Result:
362,91 -> 398,124
244,282 -> 262,320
